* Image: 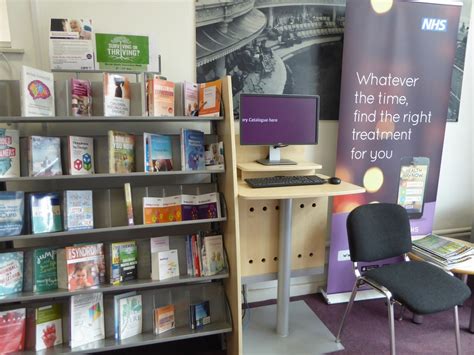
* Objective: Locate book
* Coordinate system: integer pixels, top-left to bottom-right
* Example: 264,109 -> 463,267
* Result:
0,251 -> 23,295
183,81 -> 198,116
108,130 -> 135,173
32,248 -> 58,292
143,197 -> 163,225
71,78 -> 92,116
27,304 -> 62,351
70,292 -> 104,348
63,190 -> 93,231
29,136 -> 62,177
117,294 -> 142,340
154,304 -> 175,334
0,308 -> 26,353
56,243 -> 105,291
67,136 -> 94,175
0,191 -> 24,237
413,234 -> 473,259
29,193 -> 62,234
181,128 -> 205,171
145,133 -> 173,172
148,78 -> 175,116
124,183 -> 134,225
202,235 -> 225,276
107,241 -> 138,285
181,194 -> 199,221
20,66 -> 55,117
205,141 -> 224,171
103,73 -> 130,116
151,249 -> 179,281
197,192 -> 221,219
0,129 -> 20,177
189,300 -> 210,329
198,79 -> 221,117
150,236 -> 170,279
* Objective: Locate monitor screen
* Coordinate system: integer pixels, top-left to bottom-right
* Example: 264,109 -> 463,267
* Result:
239,94 -> 319,146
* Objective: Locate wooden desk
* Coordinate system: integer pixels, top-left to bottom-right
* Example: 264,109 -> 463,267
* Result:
238,168 -> 364,337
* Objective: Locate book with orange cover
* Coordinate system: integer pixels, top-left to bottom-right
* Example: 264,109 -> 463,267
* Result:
198,79 -> 221,117
143,197 -> 163,225
149,78 -> 175,116
158,196 -> 182,223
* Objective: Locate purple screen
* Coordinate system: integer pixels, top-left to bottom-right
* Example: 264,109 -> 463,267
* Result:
240,94 -> 319,145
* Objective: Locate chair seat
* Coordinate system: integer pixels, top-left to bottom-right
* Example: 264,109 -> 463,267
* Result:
364,261 -> 471,315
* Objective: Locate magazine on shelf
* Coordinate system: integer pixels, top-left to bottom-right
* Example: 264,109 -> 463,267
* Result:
198,79 -> 221,117
20,66 -> 55,117
0,129 -> 20,178
106,241 -> 138,285
124,183 -> 134,226
204,141 -> 224,171
29,192 -> 62,234
189,300 -> 210,329
144,133 -> 173,172
154,304 -> 175,334
32,247 -> 58,292
148,78 -> 175,116
117,294 -> 142,340
183,81 -> 198,116
108,130 -> 135,173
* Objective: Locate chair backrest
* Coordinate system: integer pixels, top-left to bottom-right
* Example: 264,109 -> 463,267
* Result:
346,203 -> 412,262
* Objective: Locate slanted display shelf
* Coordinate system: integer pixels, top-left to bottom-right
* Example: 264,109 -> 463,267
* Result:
0,116 -> 224,123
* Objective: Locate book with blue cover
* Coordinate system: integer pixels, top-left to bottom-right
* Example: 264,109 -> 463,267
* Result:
180,129 -> 205,171
189,300 -> 210,329
148,133 -> 173,172
63,190 -> 93,231
29,136 -> 62,177
0,251 -> 23,295
29,193 -> 62,234
0,191 -> 24,237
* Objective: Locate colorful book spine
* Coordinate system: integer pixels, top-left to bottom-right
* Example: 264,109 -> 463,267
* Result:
124,183 -> 134,226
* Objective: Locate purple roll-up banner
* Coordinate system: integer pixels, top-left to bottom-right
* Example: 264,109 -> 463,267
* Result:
324,0 -> 461,302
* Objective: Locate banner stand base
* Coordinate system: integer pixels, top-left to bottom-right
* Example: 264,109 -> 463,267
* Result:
321,288 -> 384,304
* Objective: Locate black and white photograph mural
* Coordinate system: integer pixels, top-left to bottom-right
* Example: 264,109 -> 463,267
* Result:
195,0 -> 346,120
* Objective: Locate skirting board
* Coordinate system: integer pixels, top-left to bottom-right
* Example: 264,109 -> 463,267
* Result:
321,288 -> 384,304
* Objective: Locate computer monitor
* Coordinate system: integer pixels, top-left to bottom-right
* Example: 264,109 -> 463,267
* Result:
239,93 -> 320,165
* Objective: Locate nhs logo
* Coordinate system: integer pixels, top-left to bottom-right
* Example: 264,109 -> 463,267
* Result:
421,18 -> 447,32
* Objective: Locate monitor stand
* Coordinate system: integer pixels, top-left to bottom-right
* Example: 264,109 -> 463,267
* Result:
256,145 -> 297,166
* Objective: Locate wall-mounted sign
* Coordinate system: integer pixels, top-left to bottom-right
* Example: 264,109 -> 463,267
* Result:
95,33 -> 149,71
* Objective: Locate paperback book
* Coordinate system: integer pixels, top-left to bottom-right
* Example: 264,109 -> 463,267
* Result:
148,78 -> 175,116
57,243 -> 105,291
202,235 -> 225,276
144,133 -> 173,172
183,81 -> 198,116
143,197 -> 163,225
67,136 -> 94,175
103,73 -> 130,116
154,304 -> 175,334
29,136 -> 63,176
0,191 -> 24,237
20,66 -> 55,117
162,195 -> 182,223
151,249 -> 179,281
189,300 -> 210,329
29,192 -> 62,234
0,129 -> 20,177
107,241 -> 138,285
117,294 -> 142,340
204,141 -> 224,171
0,308 -> 26,353
198,79 -> 221,117
70,292 -> 104,348
26,304 -> 62,351
71,78 -> 92,116
32,248 -> 58,292
108,130 -> 135,173
63,190 -> 93,231
0,251 -> 23,295
181,129 -> 205,171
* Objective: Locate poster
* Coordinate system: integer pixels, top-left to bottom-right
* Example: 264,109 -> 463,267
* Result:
95,33 -> 149,71
325,0 -> 461,299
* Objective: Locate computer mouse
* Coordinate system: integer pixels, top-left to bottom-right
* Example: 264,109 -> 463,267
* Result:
328,177 -> 341,185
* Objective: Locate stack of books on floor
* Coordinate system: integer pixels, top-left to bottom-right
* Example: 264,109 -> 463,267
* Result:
412,234 -> 474,269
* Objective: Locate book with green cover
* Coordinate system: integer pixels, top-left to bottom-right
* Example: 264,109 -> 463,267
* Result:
29,193 -> 62,234
27,304 -> 63,350
107,241 -> 137,285
33,248 -> 58,292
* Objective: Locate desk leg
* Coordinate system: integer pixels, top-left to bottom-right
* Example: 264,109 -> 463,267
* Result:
277,198 -> 292,337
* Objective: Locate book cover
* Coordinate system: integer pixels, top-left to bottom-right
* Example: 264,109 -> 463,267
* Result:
71,78 -> 92,116
189,300 -> 210,329
204,141 -> 224,171
113,291 -> 136,339
108,241 -> 137,285
181,194 -> 199,221
183,81 -> 198,116
20,66 -> 55,117
124,183 -> 134,225
0,129 -> 20,177
0,308 -> 26,353
181,129 -> 205,171
67,136 -> 94,175
63,190 -> 93,231
31,304 -> 63,350
154,304 -> 175,334
148,133 -> 173,172
203,235 -> 225,276
0,251 -> 23,295
29,192 -> 62,234
70,292 -> 104,348
108,130 -> 135,173
29,136 -> 62,177
103,73 -> 130,117
0,191 -> 24,237
198,79 -> 221,117
57,243 -> 105,291
143,197 -> 163,225
33,248 -> 58,292
149,78 -> 175,116
150,236 -> 170,280
197,192 -> 221,220
160,195 -> 182,223
155,249 -> 179,281
118,294 -> 142,340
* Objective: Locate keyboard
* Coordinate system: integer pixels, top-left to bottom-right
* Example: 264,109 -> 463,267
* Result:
245,175 -> 327,188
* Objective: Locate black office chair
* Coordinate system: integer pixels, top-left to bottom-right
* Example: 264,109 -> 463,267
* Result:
335,203 -> 471,355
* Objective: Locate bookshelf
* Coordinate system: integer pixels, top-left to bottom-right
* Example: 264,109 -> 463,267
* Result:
0,76 -> 241,354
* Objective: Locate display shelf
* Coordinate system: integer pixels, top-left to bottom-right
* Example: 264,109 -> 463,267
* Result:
20,321 -> 232,354
0,272 -> 229,304
0,116 -> 223,123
